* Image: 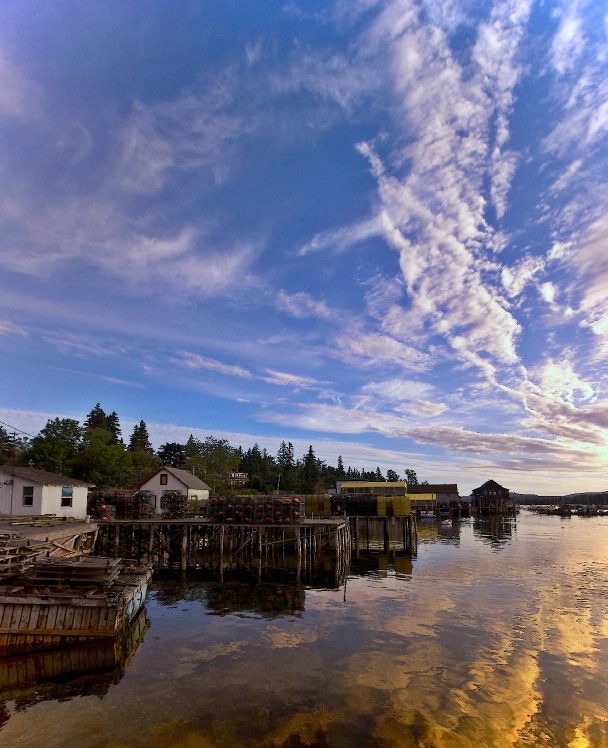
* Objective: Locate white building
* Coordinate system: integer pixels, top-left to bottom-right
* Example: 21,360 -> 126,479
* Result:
0,465 -> 92,520
139,465 -> 211,513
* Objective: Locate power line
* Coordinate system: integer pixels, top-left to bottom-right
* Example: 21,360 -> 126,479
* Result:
0,419 -> 35,438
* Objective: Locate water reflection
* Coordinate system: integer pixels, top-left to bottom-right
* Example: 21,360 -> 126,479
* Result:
151,572 -> 306,618
416,518 -> 463,545
473,515 -> 516,548
2,514 -> 608,748
0,607 -> 149,728
350,551 -> 413,578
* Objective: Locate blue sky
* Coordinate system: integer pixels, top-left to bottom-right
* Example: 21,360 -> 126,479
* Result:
1,0 -> 607,495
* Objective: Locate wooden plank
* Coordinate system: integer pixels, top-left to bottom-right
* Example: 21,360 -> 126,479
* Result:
0,627 -> 121,637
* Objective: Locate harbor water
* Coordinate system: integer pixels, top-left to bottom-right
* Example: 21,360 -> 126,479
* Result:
1,511 -> 607,747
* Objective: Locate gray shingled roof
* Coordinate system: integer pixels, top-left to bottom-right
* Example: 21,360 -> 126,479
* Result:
0,465 -> 93,487
158,465 -> 211,491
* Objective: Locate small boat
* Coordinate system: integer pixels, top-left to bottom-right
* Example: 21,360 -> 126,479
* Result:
0,556 -> 152,657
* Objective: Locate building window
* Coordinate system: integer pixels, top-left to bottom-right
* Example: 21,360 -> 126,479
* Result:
22,486 -> 34,506
61,486 -> 73,507
160,474 -> 168,485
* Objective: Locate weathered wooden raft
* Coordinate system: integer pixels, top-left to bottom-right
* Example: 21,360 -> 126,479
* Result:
0,556 -> 152,656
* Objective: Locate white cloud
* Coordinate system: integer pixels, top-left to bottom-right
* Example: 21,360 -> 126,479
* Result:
176,352 -> 254,379
351,0 -> 532,376
540,282 -> 556,304
296,215 -> 384,256
276,290 -> 334,320
0,48 -> 34,118
335,331 -> 432,371
550,2 -> 586,75
262,370 -> 323,388
0,319 -> 27,337
501,256 -> 546,298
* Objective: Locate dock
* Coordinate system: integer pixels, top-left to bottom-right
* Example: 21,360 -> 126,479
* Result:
94,517 -> 352,584
0,556 -> 152,656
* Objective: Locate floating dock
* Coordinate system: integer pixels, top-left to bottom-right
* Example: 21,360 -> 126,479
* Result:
0,556 -> 152,656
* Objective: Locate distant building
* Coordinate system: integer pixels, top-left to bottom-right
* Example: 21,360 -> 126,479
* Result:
139,465 -> 211,513
0,465 -> 92,520
227,471 -> 249,487
336,481 -> 407,496
471,480 -> 512,515
407,484 -> 459,513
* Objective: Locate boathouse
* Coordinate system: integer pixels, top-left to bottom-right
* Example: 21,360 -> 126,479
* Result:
471,480 -> 512,515
138,465 -> 211,514
0,466 -> 91,520
407,484 -> 459,514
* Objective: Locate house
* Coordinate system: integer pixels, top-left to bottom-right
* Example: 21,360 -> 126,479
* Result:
471,480 -> 512,515
407,484 -> 459,514
139,465 -> 211,513
227,471 -> 248,487
0,465 -> 92,520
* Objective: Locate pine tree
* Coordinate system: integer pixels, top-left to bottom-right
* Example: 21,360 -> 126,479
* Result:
106,412 -> 123,445
128,420 -> 154,454
84,403 -> 108,431
302,445 -> 320,494
336,455 -> 345,479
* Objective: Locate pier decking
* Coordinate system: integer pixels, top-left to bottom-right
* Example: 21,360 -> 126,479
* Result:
94,517 -> 352,584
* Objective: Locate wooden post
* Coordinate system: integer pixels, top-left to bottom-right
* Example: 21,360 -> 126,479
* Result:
181,524 -> 188,571
219,525 -> 224,582
295,526 -> 301,585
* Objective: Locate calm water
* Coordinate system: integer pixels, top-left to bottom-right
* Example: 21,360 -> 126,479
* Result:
2,512 -> 608,748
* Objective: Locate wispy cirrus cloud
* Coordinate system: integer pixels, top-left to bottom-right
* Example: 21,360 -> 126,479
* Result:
296,215 -> 383,256
0,48 -> 36,118
353,0 -> 533,374
334,331 -> 432,371
176,352 -> 254,379
0,319 -> 27,337
262,370 -> 324,388
275,290 -> 334,319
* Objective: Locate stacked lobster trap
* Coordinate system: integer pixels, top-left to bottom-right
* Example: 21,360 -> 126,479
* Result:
208,496 -> 302,524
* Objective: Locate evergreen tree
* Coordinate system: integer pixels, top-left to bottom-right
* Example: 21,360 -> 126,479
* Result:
128,420 -> 154,454
84,403 -> 108,431
336,455 -> 345,479
277,440 -> 297,491
404,468 -> 418,485
375,466 -> 384,482
386,469 -> 399,482
302,445 -> 321,494
106,411 -> 123,445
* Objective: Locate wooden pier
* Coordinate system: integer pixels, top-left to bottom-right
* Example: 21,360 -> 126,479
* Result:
350,515 -> 416,555
94,518 -> 351,586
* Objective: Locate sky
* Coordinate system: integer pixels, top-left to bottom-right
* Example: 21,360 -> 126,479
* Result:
1,0 -> 607,496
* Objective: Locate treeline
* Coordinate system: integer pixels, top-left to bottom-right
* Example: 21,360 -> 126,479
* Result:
0,404 -> 421,493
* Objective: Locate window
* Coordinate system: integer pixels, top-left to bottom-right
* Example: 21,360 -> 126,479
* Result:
61,486 -> 73,507
22,486 -> 34,506
160,473 -> 168,485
